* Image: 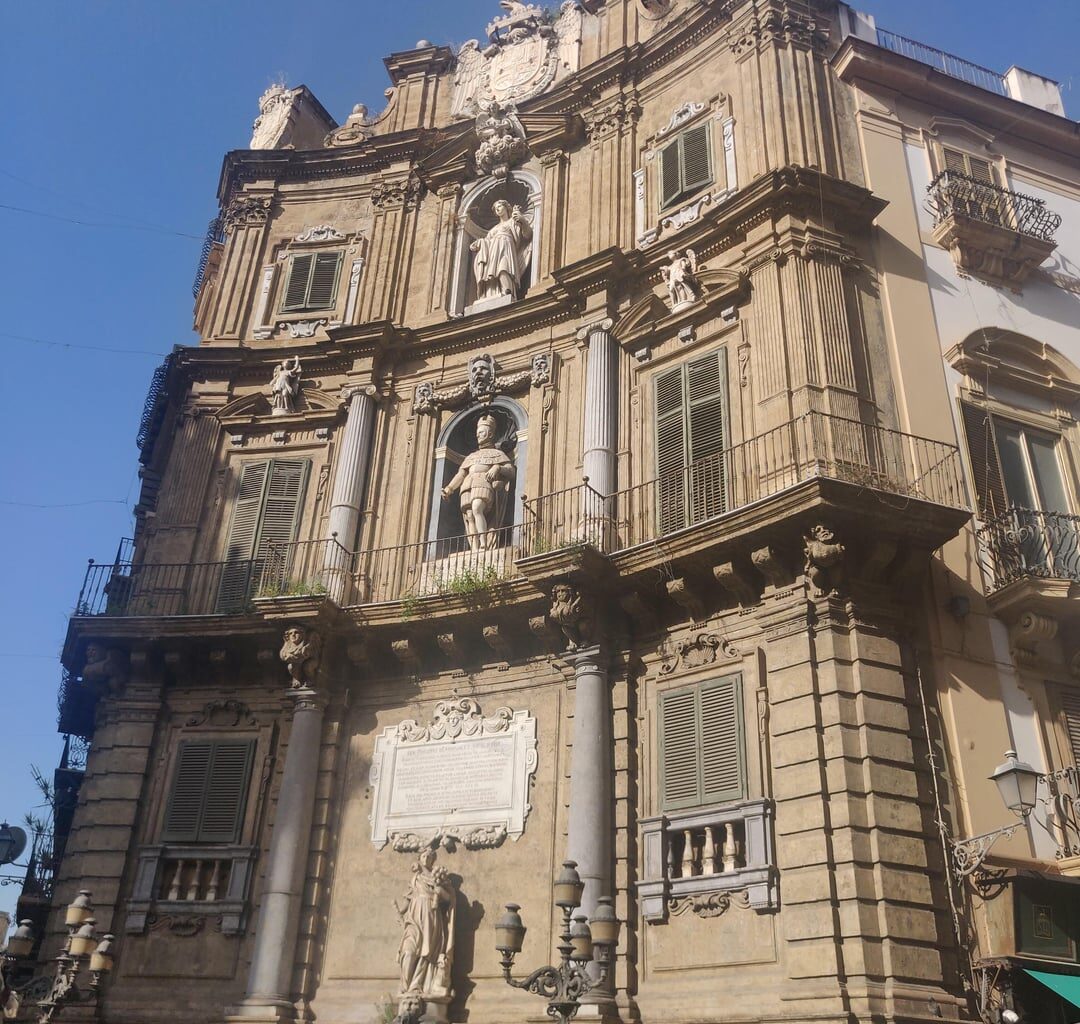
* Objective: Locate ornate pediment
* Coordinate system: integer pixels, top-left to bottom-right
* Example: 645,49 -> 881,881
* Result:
217,386 -> 340,426
451,2 -> 586,117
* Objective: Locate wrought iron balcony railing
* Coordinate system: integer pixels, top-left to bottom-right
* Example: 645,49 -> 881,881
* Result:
977,507 -> 1080,593
927,171 -> 1062,243
75,413 -> 966,618
875,28 -> 1007,96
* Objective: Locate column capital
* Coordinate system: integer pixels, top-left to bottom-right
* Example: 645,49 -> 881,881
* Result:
339,382 -> 379,406
575,316 -> 615,342
287,685 -> 329,713
563,643 -> 605,675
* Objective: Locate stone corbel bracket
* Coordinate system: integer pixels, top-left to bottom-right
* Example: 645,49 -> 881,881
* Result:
413,351 -> 554,414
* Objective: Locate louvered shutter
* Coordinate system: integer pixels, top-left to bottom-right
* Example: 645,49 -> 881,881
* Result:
659,687 -> 700,810
655,366 -> 688,533
282,254 -> 314,311
162,742 -> 213,842
943,148 -> 967,174
700,675 -> 745,804
1062,692 -> 1080,769
680,124 -> 712,195
253,459 -> 310,593
659,139 -> 682,209
217,461 -> 269,612
306,252 -> 342,309
967,157 -> 996,185
199,741 -> 255,844
686,351 -> 728,524
959,401 -> 1007,517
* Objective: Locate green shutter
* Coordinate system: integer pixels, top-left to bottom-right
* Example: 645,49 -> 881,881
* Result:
306,252 -> 342,309
162,742 -> 213,842
686,351 -> 728,524
700,675 -> 746,804
679,123 -> 712,195
655,366 -> 688,533
281,254 -> 314,311
659,687 -> 700,810
217,461 -> 269,612
162,740 -> 254,845
659,139 -> 682,209
659,675 -> 746,812
253,459 -> 310,593
199,741 -> 256,844
959,400 -> 1007,517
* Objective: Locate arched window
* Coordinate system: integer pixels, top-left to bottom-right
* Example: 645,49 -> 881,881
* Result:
449,173 -> 542,317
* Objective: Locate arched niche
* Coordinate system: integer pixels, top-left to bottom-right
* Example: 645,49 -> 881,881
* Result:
425,398 -> 529,554
449,172 -> 542,317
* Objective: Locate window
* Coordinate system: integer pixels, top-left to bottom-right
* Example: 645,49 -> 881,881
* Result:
659,123 -> 712,210
659,674 -> 745,812
217,458 -> 310,612
655,349 -> 729,534
162,740 -> 255,844
280,251 -> 342,312
942,146 -> 998,185
1016,878 -> 1078,961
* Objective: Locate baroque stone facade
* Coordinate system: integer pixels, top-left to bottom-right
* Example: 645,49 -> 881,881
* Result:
16,4 -> 1080,1024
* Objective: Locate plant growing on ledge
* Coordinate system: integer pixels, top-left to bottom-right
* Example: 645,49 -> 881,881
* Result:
255,579 -> 329,600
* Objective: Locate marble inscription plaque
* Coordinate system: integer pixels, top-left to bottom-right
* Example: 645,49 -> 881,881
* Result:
369,698 -> 537,850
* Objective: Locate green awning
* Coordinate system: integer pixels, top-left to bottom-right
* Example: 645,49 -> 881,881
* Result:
1027,968 -> 1080,1009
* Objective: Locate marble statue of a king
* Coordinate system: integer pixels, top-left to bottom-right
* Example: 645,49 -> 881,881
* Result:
441,413 -> 516,550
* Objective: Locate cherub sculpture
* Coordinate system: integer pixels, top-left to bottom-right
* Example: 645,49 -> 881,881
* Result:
663,248 -> 702,311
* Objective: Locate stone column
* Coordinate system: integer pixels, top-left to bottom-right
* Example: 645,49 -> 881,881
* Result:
323,385 -> 378,601
564,640 -> 616,1011
575,317 -> 617,547
234,685 -> 326,1021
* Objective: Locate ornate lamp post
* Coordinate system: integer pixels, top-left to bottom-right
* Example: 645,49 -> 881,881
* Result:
5,891 -> 115,1024
495,861 -> 619,1024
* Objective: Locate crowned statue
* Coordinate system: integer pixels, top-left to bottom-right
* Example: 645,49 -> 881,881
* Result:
470,199 -> 533,302
442,413 -> 516,550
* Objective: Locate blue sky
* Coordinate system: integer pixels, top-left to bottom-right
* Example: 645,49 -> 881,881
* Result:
1,1 -> 1076,917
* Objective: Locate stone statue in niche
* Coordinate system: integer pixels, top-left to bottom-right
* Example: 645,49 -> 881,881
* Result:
269,355 -> 302,415
441,413 -> 516,550
395,848 -> 457,1023
470,199 -> 533,302
663,248 -> 702,312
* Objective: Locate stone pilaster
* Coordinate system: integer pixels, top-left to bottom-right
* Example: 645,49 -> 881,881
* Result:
231,686 -> 328,1023
575,318 -> 618,541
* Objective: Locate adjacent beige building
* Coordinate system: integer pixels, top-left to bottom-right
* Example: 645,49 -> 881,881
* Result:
11,3 -> 1080,1023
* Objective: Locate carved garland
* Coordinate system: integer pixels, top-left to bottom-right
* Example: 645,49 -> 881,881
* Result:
669,888 -> 751,919
413,352 -> 552,414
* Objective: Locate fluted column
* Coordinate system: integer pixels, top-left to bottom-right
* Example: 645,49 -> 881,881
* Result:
323,385 -> 377,599
235,681 -> 326,1020
575,317 -> 617,547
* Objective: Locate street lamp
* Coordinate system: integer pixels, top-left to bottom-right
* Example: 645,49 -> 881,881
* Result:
495,860 -> 620,1024
5,891 -> 116,1024
949,750 -> 1043,879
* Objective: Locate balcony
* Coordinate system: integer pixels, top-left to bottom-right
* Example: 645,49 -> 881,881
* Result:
638,800 -> 776,923
927,171 -> 1061,289
73,412 -> 967,628
875,29 -> 1008,96
977,508 -> 1080,634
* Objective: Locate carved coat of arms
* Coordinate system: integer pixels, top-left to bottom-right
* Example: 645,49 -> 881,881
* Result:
452,1 -> 584,116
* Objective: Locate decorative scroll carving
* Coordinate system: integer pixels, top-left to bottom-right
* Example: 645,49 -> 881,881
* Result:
412,351 -> 551,414
326,104 -> 373,147
294,225 -> 345,243
185,700 -> 256,728
277,319 -> 327,340
370,698 -> 538,850
450,1 -> 584,116
475,100 -> 529,178
657,101 -> 706,139
583,95 -> 642,143
803,524 -> 845,597
223,195 -> 271,231
659,633 -> 739,675
147,913 -> 218,937
280,625 -> 321,688
371,176 -> 422,210
669,889 -> 750,919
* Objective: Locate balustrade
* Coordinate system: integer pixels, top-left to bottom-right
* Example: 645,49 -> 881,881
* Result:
158,856 -> 233,903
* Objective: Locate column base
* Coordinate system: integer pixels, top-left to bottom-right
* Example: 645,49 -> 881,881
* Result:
225,996 -> 298,1024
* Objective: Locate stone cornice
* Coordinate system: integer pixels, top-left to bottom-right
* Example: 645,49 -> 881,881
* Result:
833,37 -> 1080,160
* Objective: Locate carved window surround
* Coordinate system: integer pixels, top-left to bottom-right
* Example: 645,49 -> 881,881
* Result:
125,844 -> 257,935
638,799 -> 776,923
252,231 -> 367,340
635,97 -> 738,250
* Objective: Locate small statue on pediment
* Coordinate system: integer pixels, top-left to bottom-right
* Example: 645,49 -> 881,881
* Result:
663,248 -> 702,312
270,356 -> 302,416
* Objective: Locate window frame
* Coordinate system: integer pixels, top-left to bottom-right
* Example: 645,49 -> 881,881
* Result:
657,121 -> 714,212
279,249 -> 344,314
